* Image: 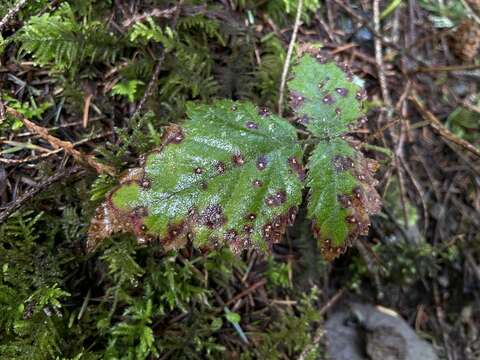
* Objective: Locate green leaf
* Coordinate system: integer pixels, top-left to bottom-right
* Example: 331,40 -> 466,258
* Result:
225,310 -> 241,325
111,80 -> 144,103
89,100 -> 304,253
289,46 -> 381,260
288,46 -> 366,138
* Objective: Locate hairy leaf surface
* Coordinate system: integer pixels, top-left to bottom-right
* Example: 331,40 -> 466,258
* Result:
89,100 -> 304,253
288,49 -> 366,138
288,46 -> 381,260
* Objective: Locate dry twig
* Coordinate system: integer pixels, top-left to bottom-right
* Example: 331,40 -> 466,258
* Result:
373,0 -> 392,109
410,94 -> 480,158
278,0 -> 303,117
0,0 -> 28,32
5,107 -> 116,175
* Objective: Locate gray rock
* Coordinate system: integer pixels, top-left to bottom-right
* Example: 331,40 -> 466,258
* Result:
325,302 -> 438,360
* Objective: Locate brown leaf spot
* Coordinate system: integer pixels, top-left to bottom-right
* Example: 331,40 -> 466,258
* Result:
265,190 -> 287,207
194,167 -> 203,174
289,91 -> 305,109
199,204 -> 226,229
246,213 -> 256,221
296,115 -> 309,125
335,108 -> 342,116
322,94 -> 335,105
258,107 -> 270,117
256,155 -> 268,170
337,194 -> 353,208
232,153 -> 245,166
262,214 -> 288,245
252,179 -> 263,187
335,87 -> 349,97
224,229 -> 238,243
288,156 -> 305,181
333,155 -> 354,172
134,207 -> 148,217
215,161 -> 226,174
312,224 -> 348,262
243,224 -> 254,234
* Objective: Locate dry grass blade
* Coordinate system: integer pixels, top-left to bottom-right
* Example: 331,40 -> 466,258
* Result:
5,107 -> 116,176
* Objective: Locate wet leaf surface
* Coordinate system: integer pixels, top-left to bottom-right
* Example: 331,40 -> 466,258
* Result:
289,46 -> 381,260
89,100 -> 304,253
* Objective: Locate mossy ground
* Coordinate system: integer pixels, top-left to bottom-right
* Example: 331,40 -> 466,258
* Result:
1,1 -> 479,359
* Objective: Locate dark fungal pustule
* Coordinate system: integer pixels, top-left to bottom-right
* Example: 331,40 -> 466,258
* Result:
194,167 -> 203,174
224,229 -> 238,243
333,155 -> 354,172
246,121 -> 258,129
258,107 -> 270,117
288,156 -> 305,181
232,153 -> 245,166
243,224 -> 253,234
199,204 -> 226,229
256,155 -> 268,170
265,190 -> 287,207
335,87 -> 348,97
252,179 -> 263,187
246,213 -> 256,221
322,94 -> 335,105
296,115 -> 309,125
261,211 -> 292,245
134,206 -> 148,217
337,194 -> 353,208
289,91 -> 305,109
215,161 -> 226,174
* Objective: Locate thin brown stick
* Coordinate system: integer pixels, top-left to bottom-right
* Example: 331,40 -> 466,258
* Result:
131,55 -> 164,120
278,0 -> 303,117
412,64 -> 480,73
122,5 -> 179,27
410,94 -> 480,158
226,278 -> 267,306
373,0 -> 392,109
6,107 -> 116,175
82,94 -> 92,128
130,1 -> 184,121
331,0 -> 427,66
0,131 -> 113,164
0,0 -> 28,32
0,166 -> 84,225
